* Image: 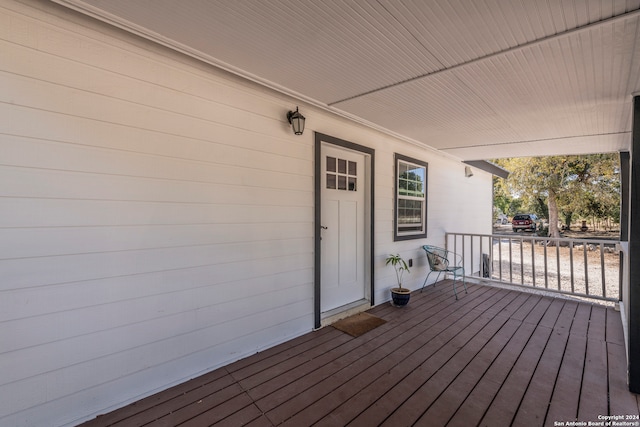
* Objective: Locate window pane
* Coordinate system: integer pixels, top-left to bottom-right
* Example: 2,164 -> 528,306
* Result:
398,178 -> 408,195
338,158 -> 347,174
348,161 -> 357,176
413,168 -> 425,183
338,175 -> 347,190
327,156 -> 336,172
326,174 -> 336,189
348,177 -> 357,191
398,199 -> 423,226
398,161 -> 425,198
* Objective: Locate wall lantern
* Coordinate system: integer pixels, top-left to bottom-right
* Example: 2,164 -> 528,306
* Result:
465,166 -> 474,178
286,107 -> 306,135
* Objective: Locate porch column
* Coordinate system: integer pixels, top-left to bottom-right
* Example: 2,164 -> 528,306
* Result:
630,95 -> 640,393
620,151 -> 630,241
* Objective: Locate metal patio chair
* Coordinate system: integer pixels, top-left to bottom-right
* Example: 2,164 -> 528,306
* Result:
421,245 -> 467,299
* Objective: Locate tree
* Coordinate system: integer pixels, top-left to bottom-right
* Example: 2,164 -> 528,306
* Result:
493,175 -> 522,218
494,156 -> 564,238
494,154 -> 620,238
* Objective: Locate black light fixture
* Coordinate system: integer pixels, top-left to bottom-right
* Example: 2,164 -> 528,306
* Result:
287,106 -> 306,135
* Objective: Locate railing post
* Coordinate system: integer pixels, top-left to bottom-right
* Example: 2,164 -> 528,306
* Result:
531,238 -> 536,287
570,241 -> 575,293
480,236 -> 484,278
583,244 -> 589,295
556,242 -> 561,291
498,237 -> 503,282
509,238 -> 513,283
543,239 -> 549,289
520,236 -> 524,284
471,236 -> 475,277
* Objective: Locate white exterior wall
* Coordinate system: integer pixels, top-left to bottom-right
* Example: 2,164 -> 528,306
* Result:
0,0 -> 492,425
372,144 -> 493,304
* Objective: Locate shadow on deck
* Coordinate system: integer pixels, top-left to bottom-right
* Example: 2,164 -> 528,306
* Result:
80,282 -> 639,426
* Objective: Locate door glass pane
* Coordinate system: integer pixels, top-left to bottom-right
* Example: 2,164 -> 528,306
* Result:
348,161 -> 357,176
326,174 -> 336,189
327,156 -> 336,172
338,158 -> 347,174
338,175 -> 347,190
348,177 -> 357,191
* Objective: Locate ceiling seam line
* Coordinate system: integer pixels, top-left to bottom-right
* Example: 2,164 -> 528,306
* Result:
441,131 -> 633,151
329,8 -> 640,106
374,0 -> 446,70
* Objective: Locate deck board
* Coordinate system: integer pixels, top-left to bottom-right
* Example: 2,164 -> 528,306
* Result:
479,324 -> 553,426
79,282 -> 639,427
513,300 -> 578,424
608,342 -> 639,417
588,305 -> 607,341
446,321 -> 538,427
579,338 -> 609,421
270,287 -> 497,425
379,313 -> 511,426
546,332 -> 587,423
415,317 -> 522,425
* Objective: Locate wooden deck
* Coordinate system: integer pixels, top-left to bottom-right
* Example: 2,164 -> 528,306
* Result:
80,282 -> 639,427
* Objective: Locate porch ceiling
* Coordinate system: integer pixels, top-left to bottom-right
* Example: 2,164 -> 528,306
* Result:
54,0 -> 640,161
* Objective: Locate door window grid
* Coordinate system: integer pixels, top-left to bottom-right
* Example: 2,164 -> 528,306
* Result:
326,156 -> 357,191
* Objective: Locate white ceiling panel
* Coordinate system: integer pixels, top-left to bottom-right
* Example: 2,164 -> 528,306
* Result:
445,133 -> 631,160
334,71 -> 522,149
54,0 -> 640,161
59,0 -> 445,103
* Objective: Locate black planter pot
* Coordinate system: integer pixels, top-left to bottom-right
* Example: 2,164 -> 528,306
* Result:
391,287 -> 411,306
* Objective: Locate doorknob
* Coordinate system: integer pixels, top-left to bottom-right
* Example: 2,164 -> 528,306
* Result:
320,226 -> 328,230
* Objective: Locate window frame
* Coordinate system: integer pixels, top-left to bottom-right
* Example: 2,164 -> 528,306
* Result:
394,153 -> 428,241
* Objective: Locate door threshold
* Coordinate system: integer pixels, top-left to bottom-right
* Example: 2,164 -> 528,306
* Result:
320,299 -> 371,328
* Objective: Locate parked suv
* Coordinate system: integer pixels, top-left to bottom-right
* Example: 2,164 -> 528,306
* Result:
512,213 -> 540,232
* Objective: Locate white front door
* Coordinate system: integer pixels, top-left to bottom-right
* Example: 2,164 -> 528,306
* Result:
320,143 -> 366,312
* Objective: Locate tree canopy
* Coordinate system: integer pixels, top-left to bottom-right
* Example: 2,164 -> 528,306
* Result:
493,154 -> 620,238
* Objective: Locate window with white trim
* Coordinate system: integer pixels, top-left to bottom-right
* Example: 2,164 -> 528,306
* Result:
394,154 -> 428,241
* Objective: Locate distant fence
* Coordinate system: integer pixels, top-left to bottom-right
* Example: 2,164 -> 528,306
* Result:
445,232 -> 621,302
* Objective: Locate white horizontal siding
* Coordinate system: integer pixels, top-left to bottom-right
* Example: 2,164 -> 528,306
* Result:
1,1 -> 316,425
0,0 -> 493,425
1,239 -> 313,290
0,197 -> 313,227
0,224 -> 312,259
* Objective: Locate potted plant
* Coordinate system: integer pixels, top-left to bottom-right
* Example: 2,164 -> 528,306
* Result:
386,253 -> 411,306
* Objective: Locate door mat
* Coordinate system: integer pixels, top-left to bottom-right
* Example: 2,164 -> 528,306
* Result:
331,312 -> 387,337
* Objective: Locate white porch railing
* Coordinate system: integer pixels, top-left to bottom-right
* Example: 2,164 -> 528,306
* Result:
445,232 -> 621,302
